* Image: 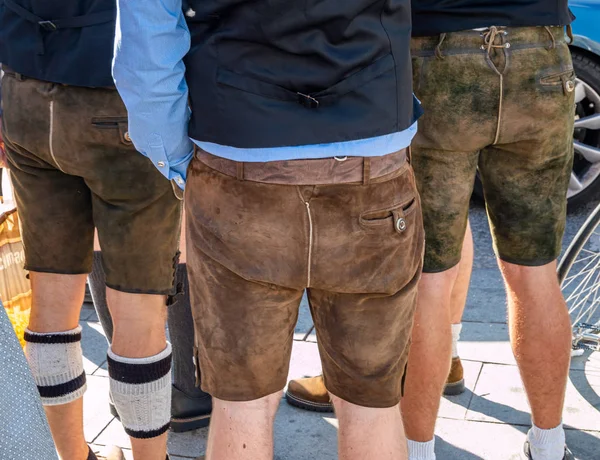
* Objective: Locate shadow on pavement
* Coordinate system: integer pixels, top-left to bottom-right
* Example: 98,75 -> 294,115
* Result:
444,389 -> 599,459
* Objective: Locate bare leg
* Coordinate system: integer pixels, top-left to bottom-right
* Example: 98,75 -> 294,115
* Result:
107,288 -> 169,460
334,395 -> 407,460
205,392 -> 281,460
401,267 -> 459,442
450,221 -> 473,325
28,272 -> 89,460
499,261 -> 571,428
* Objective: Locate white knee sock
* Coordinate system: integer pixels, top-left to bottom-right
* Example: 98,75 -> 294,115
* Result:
24,326 -> 87,405
451,323 -> 462,358
408,439 -> 436,460
527,424 -> 565,460
108,343 -> 172,439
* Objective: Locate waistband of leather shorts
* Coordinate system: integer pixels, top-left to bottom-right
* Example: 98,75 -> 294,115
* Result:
195,147 -> 408,186
1,65 -> 116,90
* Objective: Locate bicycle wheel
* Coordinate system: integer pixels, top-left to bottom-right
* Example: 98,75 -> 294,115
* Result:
558,204 -> 600,352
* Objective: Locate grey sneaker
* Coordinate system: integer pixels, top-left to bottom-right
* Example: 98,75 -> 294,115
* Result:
522,441 -> 575,460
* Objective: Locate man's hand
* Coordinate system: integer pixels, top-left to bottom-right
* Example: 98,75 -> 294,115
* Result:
0,116 -> 6,168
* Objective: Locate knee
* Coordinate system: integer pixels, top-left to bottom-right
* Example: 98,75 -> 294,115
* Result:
499,259 -> 556,279
498,260 -> 560,293
109,295 -> 168,357
214,391 -> 283,419
419,266 -> 461,297
331,393 -> 399,420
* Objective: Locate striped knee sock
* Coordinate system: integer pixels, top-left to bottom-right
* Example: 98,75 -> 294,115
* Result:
24,326 -> 87,405
108,343 -> 172,439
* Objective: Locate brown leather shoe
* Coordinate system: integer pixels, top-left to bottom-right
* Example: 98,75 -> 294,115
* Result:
285,375 -> 334,412
443,357 -> 465,396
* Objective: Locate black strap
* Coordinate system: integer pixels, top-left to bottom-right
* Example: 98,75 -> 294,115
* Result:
217,53 -> 395,110
4,0 -> 114,29
3,0 -> 113,54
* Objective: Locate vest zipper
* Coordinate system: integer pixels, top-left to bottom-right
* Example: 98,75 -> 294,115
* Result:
48,101 -> 65,172
304,201 -> 313,287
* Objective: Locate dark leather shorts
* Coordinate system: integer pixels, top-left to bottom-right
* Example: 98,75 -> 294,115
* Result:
411,26 -> 574,272
186,150 -> 424,407
1,71 -> 182,295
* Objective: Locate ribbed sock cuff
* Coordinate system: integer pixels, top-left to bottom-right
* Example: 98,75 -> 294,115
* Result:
408,439 -> 436,460
25,326 -> 87,405
451,323 -> 462,358
528,423 -> 565,460
108,344 -> 172,439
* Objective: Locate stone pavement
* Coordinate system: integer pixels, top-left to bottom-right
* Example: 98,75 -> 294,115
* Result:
80,201 -> 600,459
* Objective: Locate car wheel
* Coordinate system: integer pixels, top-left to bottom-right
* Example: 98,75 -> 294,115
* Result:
473,49 -> 600,210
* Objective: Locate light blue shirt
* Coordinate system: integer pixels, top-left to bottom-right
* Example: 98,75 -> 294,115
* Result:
113,0 -> 417,189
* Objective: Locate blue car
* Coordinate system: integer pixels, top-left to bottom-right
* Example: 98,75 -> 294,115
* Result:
567,0 -> 600,207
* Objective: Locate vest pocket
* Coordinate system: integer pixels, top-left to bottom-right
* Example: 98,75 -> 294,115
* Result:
216,53 -> 395,108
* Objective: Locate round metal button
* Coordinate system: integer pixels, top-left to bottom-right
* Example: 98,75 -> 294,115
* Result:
157,161 -> 166,167
396,218 -> 407,232
176,177 -> 183,184
124,131 -> 131,142
565,80 -> 575,93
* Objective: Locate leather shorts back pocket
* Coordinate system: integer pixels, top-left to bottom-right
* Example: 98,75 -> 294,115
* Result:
360,195 -> 418,236
538,68 -> 576,95
91,117 -> 133,146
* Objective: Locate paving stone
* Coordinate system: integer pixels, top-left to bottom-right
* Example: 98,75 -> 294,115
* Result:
463,268 -> 507,324
467,363 -> 600,431
460,320 -> 600,373
435,418 -> 525,460
83,309 -> 99,323
168,428 -> 208,458
80,305 -> 97,322
92,360 -> 109,377
94,418 -> 131,450
95,413 -> 209,457
294,292 -> 313,341
81,321 -> 109,376
434,418 -> 600,460
439,360 -> 483,421
83,375 -> 114,444
459,322 -> 516,367
437,417 -> 598,460
286,340 -> 322,388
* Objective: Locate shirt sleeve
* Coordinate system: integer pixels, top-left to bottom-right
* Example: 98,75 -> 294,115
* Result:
113,0 -> 193,190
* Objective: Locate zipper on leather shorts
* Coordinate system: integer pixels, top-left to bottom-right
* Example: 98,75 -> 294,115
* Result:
304,201 -> 313,287
48,101 -> 66,172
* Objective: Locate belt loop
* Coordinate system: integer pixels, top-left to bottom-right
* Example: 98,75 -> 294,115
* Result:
544,26 -> 556,50
566,24 -> 574,44
362,157 -> 371,185
236,162 -> 245,181
435,33 -> 447,60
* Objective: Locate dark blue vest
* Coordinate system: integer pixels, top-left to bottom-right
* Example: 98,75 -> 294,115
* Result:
184,0 -> 421,148
0,0 -> 115,87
